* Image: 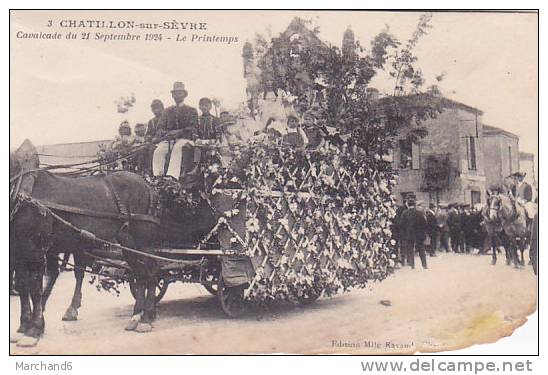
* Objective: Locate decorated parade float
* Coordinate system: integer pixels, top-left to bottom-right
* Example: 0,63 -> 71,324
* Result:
11,16 -> 442,321
90,17 -> 441,316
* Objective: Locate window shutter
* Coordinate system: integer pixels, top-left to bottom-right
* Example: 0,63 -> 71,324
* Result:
462,137 -> 469,172
412,142 -> 420,169
465,137 -> 470,170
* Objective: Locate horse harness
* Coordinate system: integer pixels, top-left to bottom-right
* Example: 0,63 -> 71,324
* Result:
9,170 -> 160,227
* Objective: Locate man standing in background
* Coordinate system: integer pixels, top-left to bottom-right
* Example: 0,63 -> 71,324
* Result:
425,203 -> 439,256
436,203 -> 451,252
447,203 -> 464,253
403,200 -> 428,269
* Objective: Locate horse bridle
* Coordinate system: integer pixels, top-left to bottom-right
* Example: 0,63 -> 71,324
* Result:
9,169 -> 30,221
488,196 -> 500,219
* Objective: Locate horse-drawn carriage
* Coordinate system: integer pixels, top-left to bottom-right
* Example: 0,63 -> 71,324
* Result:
10,137 -> 397,346
84,140 -> 398,316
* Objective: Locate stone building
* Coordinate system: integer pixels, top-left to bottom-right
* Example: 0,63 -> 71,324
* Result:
36,140 -> 109,167
483,125 -> 520,190
519,151 -> 538,196
392,98 -> 487,206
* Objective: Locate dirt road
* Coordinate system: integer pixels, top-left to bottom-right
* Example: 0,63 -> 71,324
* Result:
9,252 -> 537,354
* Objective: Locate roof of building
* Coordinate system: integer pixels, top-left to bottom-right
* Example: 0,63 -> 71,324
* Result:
437,97 -> 483,116
483,125 -> 519,140
519,152 -> 535,160
36,139 -> 111,166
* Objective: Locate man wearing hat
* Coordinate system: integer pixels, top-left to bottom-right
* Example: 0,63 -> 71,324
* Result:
435,202 -> 451,252
146,99 -> 164,141
425,203 -> 439,256
188,97 -> 222,175
513,171 -> 533,204
152,82 -> 199,180
402,200 -> 428,269
111,120 -> 135,150
447,203 -> 464,253
460,203 -> 474,253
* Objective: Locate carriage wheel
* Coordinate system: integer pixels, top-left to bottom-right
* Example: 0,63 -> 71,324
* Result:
217,277 -> 246,318
130,278 -> 169,304
202,283 -> 218,296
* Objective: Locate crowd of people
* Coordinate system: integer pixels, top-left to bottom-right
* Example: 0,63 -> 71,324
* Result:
107,81 -> 331,182
392,171 -> 537,271
393,201 -> 486,269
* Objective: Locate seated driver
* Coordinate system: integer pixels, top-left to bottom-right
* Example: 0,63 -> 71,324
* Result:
152,81 -> 198,180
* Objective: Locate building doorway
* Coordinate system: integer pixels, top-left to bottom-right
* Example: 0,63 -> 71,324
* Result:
471,190 -> 481,205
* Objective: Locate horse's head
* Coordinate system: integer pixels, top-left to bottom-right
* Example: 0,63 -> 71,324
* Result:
488,194 -> 502,221
9,153 -> 21,180
489,192 -> 516,222
10,139 -> 39,182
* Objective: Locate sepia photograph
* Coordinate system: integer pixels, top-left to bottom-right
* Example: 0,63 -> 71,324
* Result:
9,9 -> 538,356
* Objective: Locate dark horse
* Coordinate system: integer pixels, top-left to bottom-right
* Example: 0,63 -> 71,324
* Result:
10,140 -> 160,347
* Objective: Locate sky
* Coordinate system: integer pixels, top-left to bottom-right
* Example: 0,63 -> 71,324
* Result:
10,10 -> 538,154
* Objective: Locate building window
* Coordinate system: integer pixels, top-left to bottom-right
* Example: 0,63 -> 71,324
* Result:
508,146 -> 512,173
399,139 -> 412,169
399,140 -> 420,170
467,136 -> 477,171
471,190 -> 481,205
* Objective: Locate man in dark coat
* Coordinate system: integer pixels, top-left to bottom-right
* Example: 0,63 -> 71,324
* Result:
425,203 -> 439,256
461,204 -> 473,253
152,82 -> 199,180
436,203 -> 451,252
189,97 -> 221,175
146,99 -> 164,141
465,205 -> 484,252
402,201 -> 428,269
513,172 -> 533,203
447,203 -> 464,253
393,203 -> 408,264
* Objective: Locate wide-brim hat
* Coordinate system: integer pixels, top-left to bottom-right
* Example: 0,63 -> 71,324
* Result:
171,81 -> 188,97
513,171 -> 526,177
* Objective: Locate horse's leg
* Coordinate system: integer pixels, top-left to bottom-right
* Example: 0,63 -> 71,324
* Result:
10,262 -> 32,343
134,276 -> 156,333
42,252 -> 60,310
499,233 -> 512,266
491,235 -> 497,265
62,253 -> 85,321
125,278 -> 145,331
518,238 -> 526,266
508,237 -> 520,268
17,260 -> 46,347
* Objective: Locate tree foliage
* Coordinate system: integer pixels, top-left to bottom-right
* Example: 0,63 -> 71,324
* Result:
421,153 -> 456,192
250,13 -> 443,157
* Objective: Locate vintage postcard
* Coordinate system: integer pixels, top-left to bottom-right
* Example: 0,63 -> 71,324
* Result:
9,9 -> 538,355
